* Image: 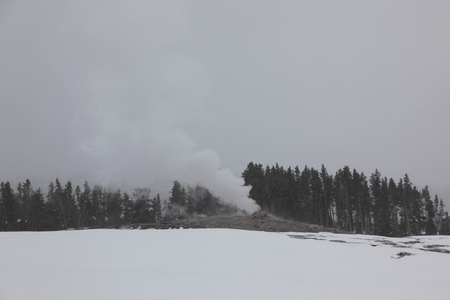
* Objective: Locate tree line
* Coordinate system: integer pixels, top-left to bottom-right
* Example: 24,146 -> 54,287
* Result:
0,179 -> 236,231
2,163 -> 450,237
242,162 -> 450,236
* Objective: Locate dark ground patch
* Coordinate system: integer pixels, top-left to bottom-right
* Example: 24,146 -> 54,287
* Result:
392,251 -> 414,259
136,211 -> 346,233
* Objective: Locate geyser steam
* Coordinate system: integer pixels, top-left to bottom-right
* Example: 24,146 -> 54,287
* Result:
68,1 -> 259,213
77,84 -> 260,213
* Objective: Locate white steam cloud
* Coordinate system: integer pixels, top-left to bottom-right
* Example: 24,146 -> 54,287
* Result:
66,1 -> 259,213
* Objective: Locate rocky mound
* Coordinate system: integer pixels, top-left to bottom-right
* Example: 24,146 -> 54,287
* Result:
139,211 -> 345,233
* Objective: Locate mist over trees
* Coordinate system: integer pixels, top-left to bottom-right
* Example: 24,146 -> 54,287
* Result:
1,162 -> 450,237
0,179 -> 236,232
242,162 -> 450,236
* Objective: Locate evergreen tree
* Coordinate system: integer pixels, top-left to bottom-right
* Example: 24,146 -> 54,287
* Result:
185,185 -> 234,216
63,181 -> 78,228
77,181 -> 92,227
29,188 -> 46,231
169,181 -> 186,207
400,175 -> 412,236
74,185 -> 81,224
53,179 -> 68,229
105,188 -> 122,227
378,177 -> 393,236
351,170 -> 365,234
16,180 -> 33,230
121,193 -> 134,224
91,185 -> 105,227
309,168 -> 322,226
297,166 -> 311,223
186,185 -> 213,216
45,181 -> 59,230
242,162 -> 268,210
370,170 -> 381,234
388,178 -> 400,236
150,194 -> 162,223
423,186 -> 437,235
334,167 -> 353,231
167,181 -> 187,219
435,196 -> 445,235
132,188 -> 152,223
265,165 -> 297,220
440,212 -> 450,235
319,165 -> 334,228
353,171 -> 372,234
0,182 -> 17,231
410,186 -> 425,235
281,166 -> 298,220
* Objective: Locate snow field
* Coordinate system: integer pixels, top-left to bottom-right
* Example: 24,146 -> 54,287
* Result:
1,229 -> 449,300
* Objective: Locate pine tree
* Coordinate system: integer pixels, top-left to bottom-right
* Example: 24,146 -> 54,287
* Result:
310,168 -> 322,226
334,167 -> 353,231
45,181 -> 59,230
388,178 -> 400,236
63,181 -> 78,228
53,179 -> 68,229
435,196 -> 445,235
355,172 -> 372,234
297,166 -> 311,223
29,188 -> 46,231
78,181 -> 92,227
169,181 -> 185,206
168,181 -> 187,219
400,175 -> 412,236
264,165 -> 297,220
352,170 -> 370,234
132,188 -> 152,223
121,193 -> 133,224
423,186 -> 437,235
186,185 -> 212,216
440,212 -> 450,235
0,182 -> 17,231
280,166 -> 298,220
242,162 -> 268,210
410,186 -> 425,235
370,170 -> 383,235
319,165 -> 334,228
74,185 -> 81,225
16,180 -> 33,230
150,194 -> 162,223
105,188 -> 122,227
378,177 -> 393,236
91,185 -> 105,227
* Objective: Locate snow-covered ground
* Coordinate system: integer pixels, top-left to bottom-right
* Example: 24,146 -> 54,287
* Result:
1,229 -> 449,300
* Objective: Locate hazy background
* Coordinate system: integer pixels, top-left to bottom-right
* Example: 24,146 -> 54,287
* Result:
1,1 -> 449,206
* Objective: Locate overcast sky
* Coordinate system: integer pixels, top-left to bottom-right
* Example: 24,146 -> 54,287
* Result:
1,1 -> 450,205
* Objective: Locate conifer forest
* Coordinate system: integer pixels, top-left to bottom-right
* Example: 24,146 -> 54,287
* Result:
242,163 -> 450,236
1,162 -> 450,237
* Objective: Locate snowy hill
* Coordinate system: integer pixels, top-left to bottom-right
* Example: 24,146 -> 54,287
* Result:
1,229 -> 449,300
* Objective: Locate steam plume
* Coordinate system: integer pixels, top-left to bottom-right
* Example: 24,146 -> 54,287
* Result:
67,2 -> 259,213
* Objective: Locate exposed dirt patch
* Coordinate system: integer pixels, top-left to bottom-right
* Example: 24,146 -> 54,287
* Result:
392,251 -> 414,259
423,244 -> 448,249
137,211 -> 346,233
420,247 -> 450,254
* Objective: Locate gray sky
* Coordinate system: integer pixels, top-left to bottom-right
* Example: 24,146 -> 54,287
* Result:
1,1 -> 450,207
